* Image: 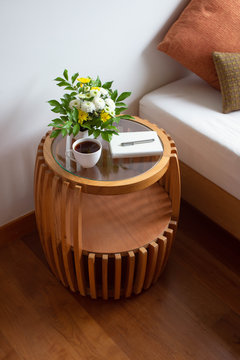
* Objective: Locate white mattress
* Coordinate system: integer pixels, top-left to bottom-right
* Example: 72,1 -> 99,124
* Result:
139,74 -> 240,200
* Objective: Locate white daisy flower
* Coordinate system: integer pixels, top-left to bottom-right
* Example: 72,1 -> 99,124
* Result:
85,93 -> 92,99
94,97 -> 105,111
77,93 -> 86,100
90,89 -> 100,98
100,87 -> 108,96
105,98 -> 115,110
81,101 -> 96,113
69,99 -> 81,109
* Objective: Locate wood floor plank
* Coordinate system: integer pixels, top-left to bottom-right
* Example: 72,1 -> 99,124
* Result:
0,330 -> 22,360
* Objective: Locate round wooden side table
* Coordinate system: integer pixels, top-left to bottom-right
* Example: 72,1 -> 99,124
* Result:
34,116 -> 180,299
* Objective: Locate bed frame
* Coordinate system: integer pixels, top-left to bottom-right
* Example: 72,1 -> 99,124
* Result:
180,161 -> 240,240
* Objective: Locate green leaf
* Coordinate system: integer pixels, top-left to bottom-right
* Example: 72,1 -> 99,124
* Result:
91,76 -> 101,87
101,131 -> 111,142
63,120 -> 73,129
60,115 -> 69,121
63,69 -> 68,80
73,123 -> 80,136
93,129 -> 101,138
52,118 -> 64,126
115,102 -> 126,107
117,92 -> 131,102
51,106 -> 66,114
71,72 -> 79,84
72,107 -> 79,122
67,127 -> 73,135
102,81 -> 113,90
115,107 -> 127,115
111,90 -> 118,102
57,81 -> 69,87
64,86 -> 74,91
100,118 -> 113,129
119,114 -> 134,120
61,128 -> 67,137
81,122 -> 92,130
50,129 -> 61,138
54,77 -> 64,82
48,100 -> 60,107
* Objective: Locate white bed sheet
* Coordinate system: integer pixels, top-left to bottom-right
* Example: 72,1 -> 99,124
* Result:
139,74 -> 240,200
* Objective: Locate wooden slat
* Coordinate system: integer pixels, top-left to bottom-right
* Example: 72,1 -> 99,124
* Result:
41,167 -> 58,277
164,168 -> 170,193
61,181 -> 76,292
114,254 -> 121,300
125,251 -> 135,298
153,235 -> 168,283
50,175 -> 68,287
34,154 -> 44,204
169,154 -> 181,220
35,162 -> 46,244
169,220 -> 178,238
162,228 -> 174,270
73,185 -> 86,296
134,247 -> 147,295
144,242 -> 159,290
102,255 -> 108,300
88,253 -> 97,299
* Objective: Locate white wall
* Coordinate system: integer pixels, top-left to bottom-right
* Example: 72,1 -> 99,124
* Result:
0,0 -> 189,226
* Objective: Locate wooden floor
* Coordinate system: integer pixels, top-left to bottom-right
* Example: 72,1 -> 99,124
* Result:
0,201 -> 240,360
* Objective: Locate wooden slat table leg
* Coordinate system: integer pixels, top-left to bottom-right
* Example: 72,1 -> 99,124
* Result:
169,220 -> 178,238
169,154 -> 181,220
35,163 -> 46,252
144,242 -> 159,290
125,251 -> 135,298
42,168 -> 58,278
153,235 -> 167,283
50,175 -> 68,287
134,247 -> 147,295
73,185 -> 86,296
102,255 -> 108,300
88,253 -> 97,299
114,254 -> 121,300
61,181 -> 77,292
162,228 -> 174,270
34,156 -> 44,234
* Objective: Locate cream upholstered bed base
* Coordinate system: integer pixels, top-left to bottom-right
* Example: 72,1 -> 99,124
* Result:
180,161 -> 240,240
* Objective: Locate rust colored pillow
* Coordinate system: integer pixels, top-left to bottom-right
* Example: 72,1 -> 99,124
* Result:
158,0 -> 240,90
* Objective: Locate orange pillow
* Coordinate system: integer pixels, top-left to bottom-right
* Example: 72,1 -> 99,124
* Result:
158,0 -> 240,90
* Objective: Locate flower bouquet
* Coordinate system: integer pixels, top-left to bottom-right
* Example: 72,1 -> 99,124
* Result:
48,70 -> 134,142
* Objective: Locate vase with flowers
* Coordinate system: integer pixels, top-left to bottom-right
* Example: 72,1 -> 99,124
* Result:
48,70 -> 133,168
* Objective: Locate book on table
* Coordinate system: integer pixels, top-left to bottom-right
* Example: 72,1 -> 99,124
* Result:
109,131 -> 163,159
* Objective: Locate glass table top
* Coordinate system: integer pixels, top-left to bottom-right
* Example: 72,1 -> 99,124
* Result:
51,119 -> 163,182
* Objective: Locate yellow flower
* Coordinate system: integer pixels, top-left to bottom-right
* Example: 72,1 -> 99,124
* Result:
78,109 -> 88,124
91,86 -> 100,90
77,77 -> 91,84
101,110 -> 111,122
